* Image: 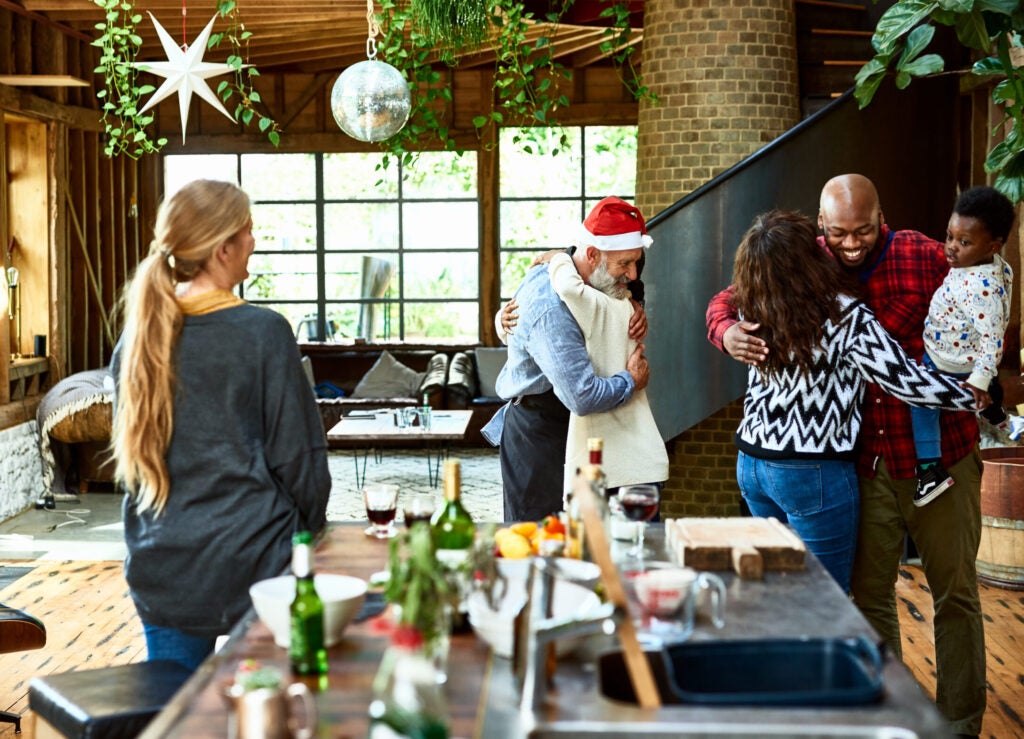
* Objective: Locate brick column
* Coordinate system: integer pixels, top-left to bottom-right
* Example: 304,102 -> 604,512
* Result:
637,0 -> 801,516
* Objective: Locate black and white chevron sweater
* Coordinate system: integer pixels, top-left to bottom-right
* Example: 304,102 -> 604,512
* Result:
736,295 -> 976,461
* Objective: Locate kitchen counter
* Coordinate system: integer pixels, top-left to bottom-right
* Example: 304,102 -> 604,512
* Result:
141,524 -> 953,739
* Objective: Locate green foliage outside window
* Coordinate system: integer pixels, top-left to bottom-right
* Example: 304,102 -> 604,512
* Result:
163,125 -> 637,341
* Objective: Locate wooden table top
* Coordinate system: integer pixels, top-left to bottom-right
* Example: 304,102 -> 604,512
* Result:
326,409 -> 472,442
141,523 -> 491,739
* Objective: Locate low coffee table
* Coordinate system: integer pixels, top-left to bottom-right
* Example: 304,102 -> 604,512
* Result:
326,409 -> 473,487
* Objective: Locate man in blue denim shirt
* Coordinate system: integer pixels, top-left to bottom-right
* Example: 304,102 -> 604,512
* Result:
482,197 -> 651,521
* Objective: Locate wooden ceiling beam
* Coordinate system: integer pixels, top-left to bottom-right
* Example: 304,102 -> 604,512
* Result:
14,1 -> 641,75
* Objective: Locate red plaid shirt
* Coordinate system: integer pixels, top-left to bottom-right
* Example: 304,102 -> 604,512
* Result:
706,225 -> 978,480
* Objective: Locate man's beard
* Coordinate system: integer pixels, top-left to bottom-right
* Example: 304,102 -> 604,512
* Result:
590,258 -> 630,299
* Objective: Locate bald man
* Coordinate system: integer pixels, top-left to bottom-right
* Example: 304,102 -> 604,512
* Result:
706,175 -> 986,738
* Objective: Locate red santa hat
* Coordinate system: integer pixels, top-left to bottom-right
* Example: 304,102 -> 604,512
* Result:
578,196 -> 654,251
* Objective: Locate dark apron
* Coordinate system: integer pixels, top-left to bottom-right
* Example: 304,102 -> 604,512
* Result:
499,389 -> 570,522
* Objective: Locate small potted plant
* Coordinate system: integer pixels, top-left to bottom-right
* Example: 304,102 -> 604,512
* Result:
383,524 -> 453,674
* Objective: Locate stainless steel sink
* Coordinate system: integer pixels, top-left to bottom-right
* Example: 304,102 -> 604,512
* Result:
597,638 -> 884,707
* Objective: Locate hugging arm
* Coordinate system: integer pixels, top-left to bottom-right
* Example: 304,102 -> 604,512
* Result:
706,285 -> 768,366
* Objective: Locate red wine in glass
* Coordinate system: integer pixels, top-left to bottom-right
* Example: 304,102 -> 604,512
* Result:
620,493 -> 658,522
367,506 -> 397,526
403,511 -> 433,529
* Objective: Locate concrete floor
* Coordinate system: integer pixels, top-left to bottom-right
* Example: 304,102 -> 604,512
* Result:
0,447 -> 503,562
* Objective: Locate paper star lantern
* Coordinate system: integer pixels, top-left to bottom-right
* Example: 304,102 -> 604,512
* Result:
131,13 -> 237,143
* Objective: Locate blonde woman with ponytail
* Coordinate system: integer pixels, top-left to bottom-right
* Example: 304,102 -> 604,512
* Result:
111,180 -> 330,671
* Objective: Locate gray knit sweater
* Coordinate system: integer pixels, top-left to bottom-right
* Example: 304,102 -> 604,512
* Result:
112,303 -> 331,638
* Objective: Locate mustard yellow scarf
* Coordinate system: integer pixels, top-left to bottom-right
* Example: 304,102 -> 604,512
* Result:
177,289 -> 245,316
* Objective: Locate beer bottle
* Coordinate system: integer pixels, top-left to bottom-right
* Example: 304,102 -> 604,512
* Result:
289,531 -> 328,675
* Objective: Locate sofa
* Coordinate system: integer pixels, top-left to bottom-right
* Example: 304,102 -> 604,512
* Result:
300,345 -> 450,446
444,347 -> 507,446
36,368 -> 115,496
301,343 -> 507,447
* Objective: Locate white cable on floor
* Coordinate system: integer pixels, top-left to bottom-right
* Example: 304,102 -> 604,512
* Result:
52,508 -> 90,528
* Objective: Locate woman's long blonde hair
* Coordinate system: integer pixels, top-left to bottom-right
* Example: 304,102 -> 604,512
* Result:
112,180 -> 251,514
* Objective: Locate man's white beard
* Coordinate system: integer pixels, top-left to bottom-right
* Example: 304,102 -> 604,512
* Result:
590,258 -> 630,299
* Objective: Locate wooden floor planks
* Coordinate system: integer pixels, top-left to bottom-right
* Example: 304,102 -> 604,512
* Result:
0,559 -> 145,738
895,564 -> 1024,739
1,560 -> 1021,738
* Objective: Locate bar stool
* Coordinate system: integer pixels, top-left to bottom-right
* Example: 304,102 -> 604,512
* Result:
29,661 -> 192,739
0,603 -> 47,733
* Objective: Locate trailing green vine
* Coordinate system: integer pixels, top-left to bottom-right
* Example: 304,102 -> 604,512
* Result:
410,0 -> 490,62
376,0 -> 460,171
92,0 -> 278,157
479,0 -> 573,154
598,1 -> 655,104
373,0 -> 652,167
209,0 -> 281,147
91,0 -> 166,159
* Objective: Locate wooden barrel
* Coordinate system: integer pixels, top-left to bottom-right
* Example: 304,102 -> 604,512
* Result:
978,447 -> 1024,590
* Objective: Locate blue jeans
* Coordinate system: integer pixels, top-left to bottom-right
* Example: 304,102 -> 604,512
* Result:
736,452 -> 859,593
909,353 -> 946,461
142,621 -> 216,672
910,353 -> 1007,462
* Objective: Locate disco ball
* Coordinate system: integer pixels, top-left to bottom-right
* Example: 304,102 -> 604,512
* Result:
330,60 -> 412,142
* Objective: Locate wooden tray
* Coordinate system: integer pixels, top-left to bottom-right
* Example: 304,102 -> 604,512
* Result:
665,517 -> 806,579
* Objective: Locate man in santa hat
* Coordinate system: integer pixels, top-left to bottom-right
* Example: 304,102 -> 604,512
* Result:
482,196 -> 651,522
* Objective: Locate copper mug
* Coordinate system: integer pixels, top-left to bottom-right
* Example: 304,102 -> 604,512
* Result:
226,683 -> 318,739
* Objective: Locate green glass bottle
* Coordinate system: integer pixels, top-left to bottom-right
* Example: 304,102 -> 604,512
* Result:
430,459 -> 475,569
289,531 -> 328,676
368,625 -> 449,739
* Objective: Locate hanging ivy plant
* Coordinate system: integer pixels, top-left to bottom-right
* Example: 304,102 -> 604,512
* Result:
91,0 -> 166,159
478,0 -> 574,153
376,0 -> 461,171
410,0 -> 491,61
92,0 -> 279,157
373,0 -> 652,168
209,0 -> 281,147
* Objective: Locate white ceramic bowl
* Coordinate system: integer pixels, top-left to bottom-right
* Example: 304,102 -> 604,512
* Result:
466,578 -> 601,658
249,573 -> 367,648
630,567 -> 697,618
496,557 -> 601,590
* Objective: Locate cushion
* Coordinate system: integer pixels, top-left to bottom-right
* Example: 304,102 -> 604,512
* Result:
474,347 -> 507,398
49,402 -> 112,444
351,350 -> 425,399
29,660 -> 192,739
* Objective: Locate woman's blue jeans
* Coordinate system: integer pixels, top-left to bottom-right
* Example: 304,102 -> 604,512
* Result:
142,621 -> 216,672
736,452 -> 859,593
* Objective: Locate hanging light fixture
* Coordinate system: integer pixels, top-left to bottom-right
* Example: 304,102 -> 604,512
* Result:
330,0 -> 411,142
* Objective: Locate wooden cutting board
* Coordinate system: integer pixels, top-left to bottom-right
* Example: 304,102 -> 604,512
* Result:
665,517 -> 806,579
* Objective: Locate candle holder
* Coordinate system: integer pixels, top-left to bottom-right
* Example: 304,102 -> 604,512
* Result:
6,267 -> 20,359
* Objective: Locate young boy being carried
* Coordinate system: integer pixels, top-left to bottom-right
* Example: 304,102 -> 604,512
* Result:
912,186 -> 1023,506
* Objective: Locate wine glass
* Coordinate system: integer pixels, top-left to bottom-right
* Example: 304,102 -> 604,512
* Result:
615,484 -> 660,559
402,492 -> 436,529
363,483 -> 400,539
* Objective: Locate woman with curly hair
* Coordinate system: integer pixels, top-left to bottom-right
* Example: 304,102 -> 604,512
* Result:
728,210 -> 974,592
111,179 -> 330,671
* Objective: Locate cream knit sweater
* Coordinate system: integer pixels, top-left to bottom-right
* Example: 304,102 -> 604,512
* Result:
548,252 -> 668,491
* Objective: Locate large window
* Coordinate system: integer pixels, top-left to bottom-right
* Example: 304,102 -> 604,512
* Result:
498,126 -> 638,300
164,152 -> 479,342
163,125 -> 637,342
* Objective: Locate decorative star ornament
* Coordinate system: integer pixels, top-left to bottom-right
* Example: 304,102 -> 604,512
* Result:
131,12 -> 237,143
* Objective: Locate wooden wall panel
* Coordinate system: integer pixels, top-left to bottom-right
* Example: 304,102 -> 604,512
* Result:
6,120 -> 48,358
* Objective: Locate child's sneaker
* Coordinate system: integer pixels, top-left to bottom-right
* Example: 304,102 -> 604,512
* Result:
1008,415 -> 1024,442
914,464 -> 954,507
